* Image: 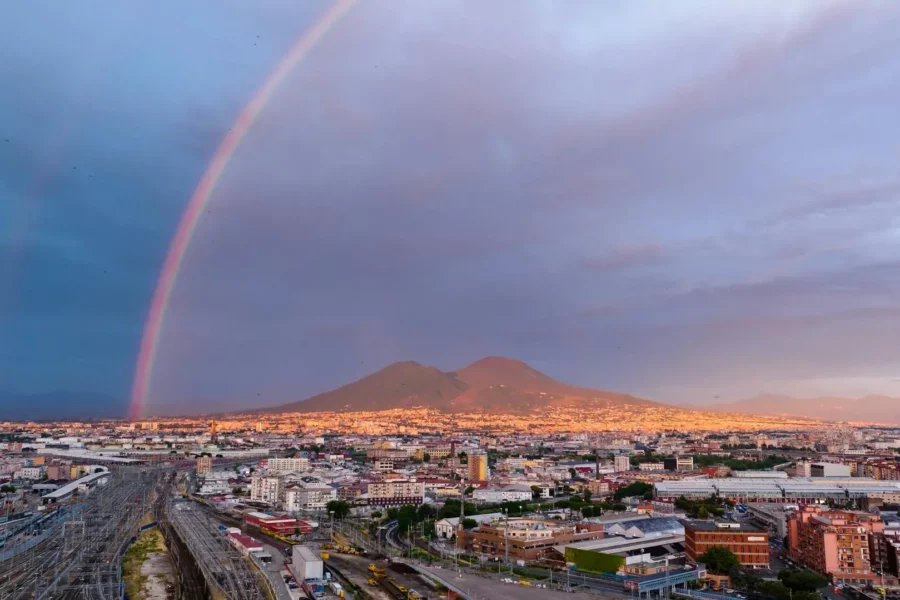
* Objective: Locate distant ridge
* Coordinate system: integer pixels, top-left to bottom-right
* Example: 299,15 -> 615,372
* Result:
264,356 -> 659,414
708,393 -> 900,425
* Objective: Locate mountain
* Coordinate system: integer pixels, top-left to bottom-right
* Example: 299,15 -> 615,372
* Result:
267,361 -> 469,413
265,356 -> 659,414
708,394 -> 900,424
0,390 -> 123,421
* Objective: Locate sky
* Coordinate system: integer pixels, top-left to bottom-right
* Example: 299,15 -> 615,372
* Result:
1,0 -> 899,418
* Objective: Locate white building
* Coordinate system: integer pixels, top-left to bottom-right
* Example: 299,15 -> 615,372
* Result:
284,483 -> 336,512
366,480 -> 425,507
614,455 -> 631,472
811,462 -> 851,478
472,485 -> 533,504
435,512 -> 504,539
251,475 -> 283,504
267,457 -> 310,473
638,462 -> 665,472
15,466 -> 44,480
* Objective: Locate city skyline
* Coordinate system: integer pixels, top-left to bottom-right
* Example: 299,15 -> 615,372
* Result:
2,1 -> 900,418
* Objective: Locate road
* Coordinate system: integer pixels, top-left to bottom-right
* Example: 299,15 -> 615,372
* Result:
413,563 -> 598,600
254,540 -> 294,600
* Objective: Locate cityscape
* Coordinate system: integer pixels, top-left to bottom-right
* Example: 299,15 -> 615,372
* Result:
4,2 -> 900,600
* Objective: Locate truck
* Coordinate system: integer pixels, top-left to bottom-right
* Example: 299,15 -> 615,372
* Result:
291,546 -> 324,581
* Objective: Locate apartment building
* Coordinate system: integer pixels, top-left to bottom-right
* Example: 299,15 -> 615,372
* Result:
250,475 -> 283,504
787,506 -> 884,584
284,483 -> 336,512
586,479 -> 612,496
266,457 -> 310,473
196,455 -> 212,474
685,521 -> 770,568
366,480 -> 425,507
468,452 -> 489,481
614,455 -> 631,472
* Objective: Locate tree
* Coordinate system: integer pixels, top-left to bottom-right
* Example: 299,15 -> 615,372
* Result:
461,518 -> 478,530
458,452 -> 468,464
698,547 -> 740,575
584,489 -> 592,503
779,569 -> 827,593
1,484 -> 15,495
371,511 -> 383,519
531,485 -> 543,499
422,453 -> 431,463
697,505 -> 710,519
326,500 -> 351,520
568,468 -> 578,480
614,481 -> 653,501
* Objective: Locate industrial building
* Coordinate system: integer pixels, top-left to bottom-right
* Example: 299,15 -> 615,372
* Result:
41,468 -> 110,504
655,477 -> 900,504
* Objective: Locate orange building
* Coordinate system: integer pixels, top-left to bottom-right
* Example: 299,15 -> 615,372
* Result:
787,506 -> 884,584
685,521 -> 770,569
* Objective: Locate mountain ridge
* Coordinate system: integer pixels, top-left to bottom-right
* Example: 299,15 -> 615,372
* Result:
264,356 -> 660,414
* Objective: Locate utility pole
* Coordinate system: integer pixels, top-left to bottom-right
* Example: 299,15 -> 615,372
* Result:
504,508 -> 511,574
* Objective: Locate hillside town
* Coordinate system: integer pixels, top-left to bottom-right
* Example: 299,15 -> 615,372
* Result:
3,417 -> 900,600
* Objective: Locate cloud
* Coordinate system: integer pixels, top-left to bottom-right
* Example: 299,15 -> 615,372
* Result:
583,244 -> 665,272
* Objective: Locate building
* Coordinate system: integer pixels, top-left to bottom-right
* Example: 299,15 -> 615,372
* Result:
435,513 -> 503,539
284,483 -> 336,512
267,457 -> 310,473
811,463 -> 851,478
14,466 -> 44,480
244,511 -> 298,535
366,480 -> 425,507
638,462 -> 666,472
614,455 -> 631,472
663,457 -> 694,472
747,503 -> 792,539
374,459 -> 394,472
473,484 -> 533,504
684,521 -> 769,569
468,452 -> 489,481
251,475 -> 283,504
794,460 -> 812,478
586,479 -> 611,496
468,518 -> 605,563
196,455 -> 212,474
787,506 -> 884,584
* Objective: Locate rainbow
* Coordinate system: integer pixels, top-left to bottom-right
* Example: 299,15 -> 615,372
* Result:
129,0 -> 356,419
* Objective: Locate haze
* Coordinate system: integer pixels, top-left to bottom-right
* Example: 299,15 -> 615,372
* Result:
2,0 -> 899,417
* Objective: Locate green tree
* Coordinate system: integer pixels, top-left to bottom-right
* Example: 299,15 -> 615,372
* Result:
697,505 -> 709,519
614,481 -> 653,501
698,547 -> 740,575
422,452 -> 431,463
461,518 -> 478,529
326,500 -> 351,520
779,569 -> 827,593
531,485 -> 543,499
457,452 -> 468,464
371,510 -> 383,519
584,489 -> 592,503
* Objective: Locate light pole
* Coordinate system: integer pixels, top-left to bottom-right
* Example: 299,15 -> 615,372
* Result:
329,510 -> 335,544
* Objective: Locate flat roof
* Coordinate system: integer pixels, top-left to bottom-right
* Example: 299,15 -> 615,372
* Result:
685,520 -> 765,532
41,470 -> 110,499
557,533 -> 685,556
